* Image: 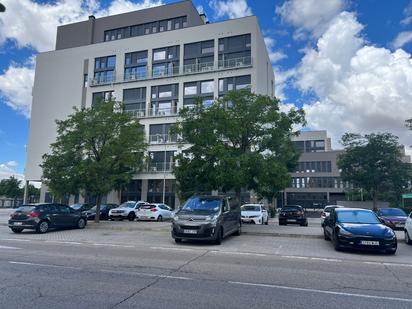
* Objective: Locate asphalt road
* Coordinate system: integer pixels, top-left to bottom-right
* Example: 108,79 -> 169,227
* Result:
1,222 -> 412,309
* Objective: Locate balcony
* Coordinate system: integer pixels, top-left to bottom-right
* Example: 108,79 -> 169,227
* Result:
125,109 -> 146,118
89,56 -> 253,87
149,134 -> 178,144
147,162 -> 174,173
148,106 -> 178,117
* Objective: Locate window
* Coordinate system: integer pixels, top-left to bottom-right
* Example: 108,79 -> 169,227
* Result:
94,56 -> 116,84
159,85 -> 172,98
167,20 -> 172,30
83,74 -> 88,87
219,75 -> 251,94
152,46 -> 179,77
184,83 -> 197,95
154,50 -> 166,61
152,64 -> 167,77
92,91 -> 114,105
201,80 -> 214,94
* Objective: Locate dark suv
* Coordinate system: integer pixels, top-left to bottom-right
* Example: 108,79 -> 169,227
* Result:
172,196 -> 241,245
279,205 -> 308,226
8,203 -> 87,233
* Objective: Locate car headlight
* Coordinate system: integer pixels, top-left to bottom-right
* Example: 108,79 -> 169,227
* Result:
173,215 -> 179,221
338,228 -> 353,237
207,215 -> 219,226
384,229 -> 395,238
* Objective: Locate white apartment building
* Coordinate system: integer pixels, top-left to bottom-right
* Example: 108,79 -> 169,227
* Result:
25,0 -> 274,208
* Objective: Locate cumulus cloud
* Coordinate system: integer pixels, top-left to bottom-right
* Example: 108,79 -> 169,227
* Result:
294,11 -> 412,152
276,0 -> 345,39
392,31 -> 412,49
209,0 -> 252,19
264,37 -> 287,64
0,0 -> 163,52
0,161 -> 24,182
0,57 -> 35,118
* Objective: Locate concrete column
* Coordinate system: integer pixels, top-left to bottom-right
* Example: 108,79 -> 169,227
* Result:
141,179 -> 148,201
23,180 -> 29,204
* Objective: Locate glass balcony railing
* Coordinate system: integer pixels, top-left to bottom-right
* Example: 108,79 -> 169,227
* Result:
183,61 -> 214,74
148,106 -> 178,117
149,134 -> 178,144
147,162 -> 174,172
218,56 -> 252,69
125,109 -> 146,118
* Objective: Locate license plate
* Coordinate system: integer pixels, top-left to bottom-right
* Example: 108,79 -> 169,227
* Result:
13,222 -> 23,225
183,229 -> 197,234
288,219 -> 297,222
140,216 -> 148,219
395,223 -> 404,227
360,240 -> 379,246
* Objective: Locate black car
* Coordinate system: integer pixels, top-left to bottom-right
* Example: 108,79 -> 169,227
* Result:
84,204 -> 118,220
70,203 -> 93,213
279,205 -> 308,226
172,196 -> 241,245
323,208 -> 397,254
8,203 -> 87,234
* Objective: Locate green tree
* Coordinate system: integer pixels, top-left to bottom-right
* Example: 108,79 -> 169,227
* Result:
338,133 -> 410,211
173,90 -> 305,205
41,99 -> 146,222
0,176 -> 22,198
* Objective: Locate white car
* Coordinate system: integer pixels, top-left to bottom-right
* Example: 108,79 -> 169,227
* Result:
320,205 -> 344,226
405,211 -> 412,245
109,201 -> 148,221
241,204 -> 269,225
137,203 -> 173,221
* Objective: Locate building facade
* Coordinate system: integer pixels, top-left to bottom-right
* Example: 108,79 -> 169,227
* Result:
278,131 -> 347,209
25,1 -> 274,208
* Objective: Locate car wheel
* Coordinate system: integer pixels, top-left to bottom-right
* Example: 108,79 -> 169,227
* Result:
11,228 -> 23,233
323,228 -> 330,241
77,218 -> 86,229
175,238 -> 182,243
36,220 -> 49,234
234,221 -> 241,236
265,218 -> 269,225
405,231 -> 412,245
214,227 -> 223,245
332,232 -> 341,251
128,212 -> 136,221
157,215 -> 163,222
386,247 -> 397,255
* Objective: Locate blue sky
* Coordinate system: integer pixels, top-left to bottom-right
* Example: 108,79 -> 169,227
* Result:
0,0 -> 411,181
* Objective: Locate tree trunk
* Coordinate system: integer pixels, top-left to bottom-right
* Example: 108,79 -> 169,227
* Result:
94,195 -> 101,223
235,189 -> 241,209
372,191 -> 378,212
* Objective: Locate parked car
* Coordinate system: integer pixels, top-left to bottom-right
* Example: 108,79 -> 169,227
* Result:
84,203 -> 118,220
376,208 -> 407,230
69,203 -> 93,213
405,211 -> 412,245
323,208 -> 397,254
109,201 -> 148,221
321,205 -> 344,226
241,204 -> 269,225
8,203 -> 87,234
279,205 -> 308,226
137,203 -> 173,221
172,196 -> 241,245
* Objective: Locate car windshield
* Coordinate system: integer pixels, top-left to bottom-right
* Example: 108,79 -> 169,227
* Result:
241,205 -> 261,212
119,202 -> 136,208
181,197 -> 221,214
70,204 -> 83,210
337,210 -> 380,224
282,206 -> 301,212
16,206 -> 36,212
91,205 -> 107,211
379,208 -> 406,217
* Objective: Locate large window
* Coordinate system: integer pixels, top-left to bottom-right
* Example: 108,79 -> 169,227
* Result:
152,46 -> 180,78
148,151 -> 175,172
295,161 -> 332,173
291,177 -> 347,189
104,16 -> 187,42
94,56 -> 116,84
124,50 -> 148,81
150,84 -> 178,116
183,80 -> 215,107
218,75 -> 251,95
183,40 -> 214,73
92,91 -> 114,105
123,87 -> 146,117
218,34 -> 251,69
149,123 -> 177,144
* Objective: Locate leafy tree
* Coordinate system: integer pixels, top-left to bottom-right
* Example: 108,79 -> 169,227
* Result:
41,99 -> 146,222
0,176 -> 22,198
173,90 -> 306,205
406,118 -> 412,130
338,133 -> 410,211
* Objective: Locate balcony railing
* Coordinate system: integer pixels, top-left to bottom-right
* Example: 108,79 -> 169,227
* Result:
125,109 -> 146,118
147,162 -> 174,173
148,106 -> 178,117
89,56 -> 253,87
149,134 -> 177,144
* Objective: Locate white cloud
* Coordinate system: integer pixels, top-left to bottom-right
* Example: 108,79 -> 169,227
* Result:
392,31 -> 412,49
276,0 -> 345,39
264,37 -> 287,64
0,57 -> 35,118
294,11 -> 412,151
209,0 -> 252,19
0,161 -> 24,182
0,0 -> 163,52
401,1 -> 412,25
273,67 -> 296,100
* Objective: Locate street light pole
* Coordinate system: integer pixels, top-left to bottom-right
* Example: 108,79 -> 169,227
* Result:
157,134 -> 167,204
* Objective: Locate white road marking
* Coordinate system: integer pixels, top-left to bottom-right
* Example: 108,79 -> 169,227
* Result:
210,250 -> 267,257
150,246 -> 197,252
0,245 -> 21,250
92,243 -> 134,248
1,238 -> 30,242
310,257 -> 342,262
8,261 -> 80,270
281,255 -> 309,260
363,261 -> 412,268
45,240 -> 83,245
229,281 -> 412,303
